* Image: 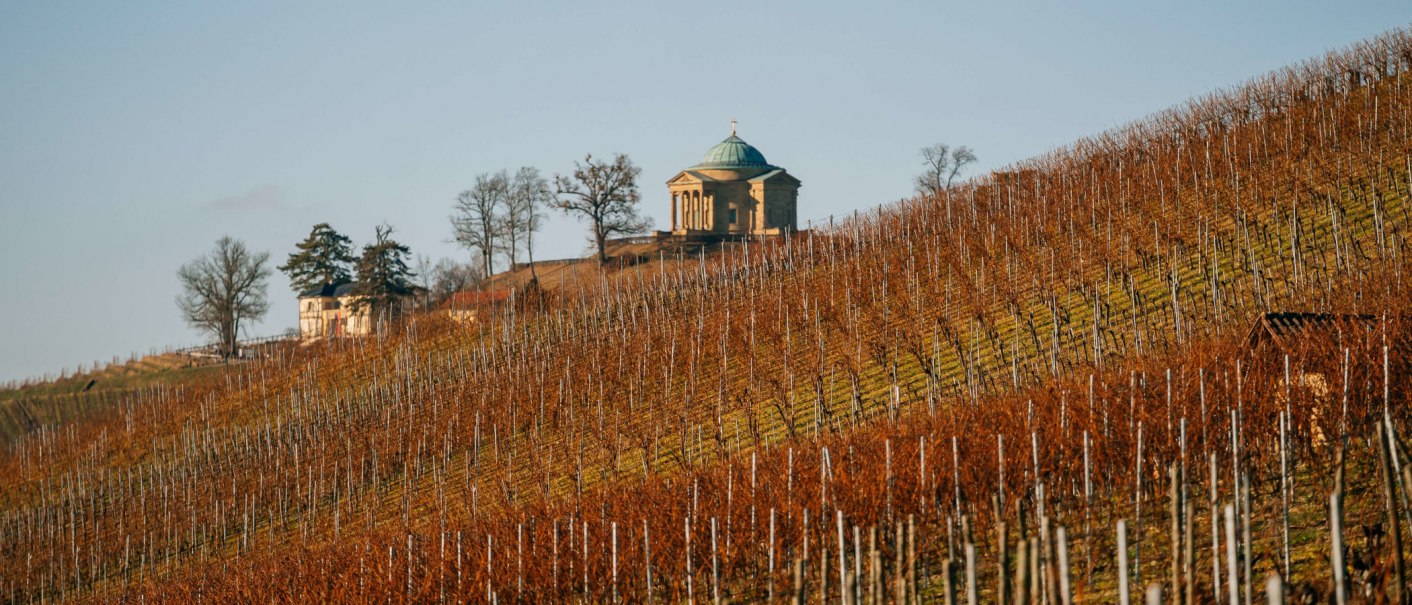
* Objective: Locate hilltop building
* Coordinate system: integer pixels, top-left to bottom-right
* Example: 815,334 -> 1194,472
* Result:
297,282 -> 372,337
662,124 -> 801,238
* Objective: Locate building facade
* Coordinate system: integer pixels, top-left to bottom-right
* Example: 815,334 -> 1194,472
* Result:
665,127 -> 800,236
297,282 -> 373,338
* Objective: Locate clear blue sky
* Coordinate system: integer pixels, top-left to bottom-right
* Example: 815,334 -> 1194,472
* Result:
2,2 -> 1409,382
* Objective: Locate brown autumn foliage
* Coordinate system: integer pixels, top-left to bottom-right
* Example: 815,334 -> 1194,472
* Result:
74,326 -> 1412,602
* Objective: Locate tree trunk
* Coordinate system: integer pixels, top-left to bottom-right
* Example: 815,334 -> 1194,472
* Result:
508,230 -> 518,269
224,319 -> 239,359
527,229 -> 539,283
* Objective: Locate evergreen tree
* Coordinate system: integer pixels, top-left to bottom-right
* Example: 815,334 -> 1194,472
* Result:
351,224 -> 415,325
279,223 -> 356,292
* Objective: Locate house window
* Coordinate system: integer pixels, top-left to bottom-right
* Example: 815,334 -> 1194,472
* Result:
729,208 -> 738,224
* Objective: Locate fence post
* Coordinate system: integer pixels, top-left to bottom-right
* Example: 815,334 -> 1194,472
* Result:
1118,520 -> 1131,605
909,515 -> 919,603
644,520 -> 652,601
1146,584 -> 1164,605
1057,526 -> 1073,605
1015,535 -> 1030,605
1379,423 -> 1407,604
769,510 -> 777,602
943,557 -> 957,605
793,557 -> 805,605
1225,504 -> 1239,605
1264,575 -> 1284,605
1332,448 -> 1347,605
712,518 -> 720,605
998,519 -> 1010,605
1236,474 -> 1250,605
837,512 -> 847,605
1184,501 -> 1196,605
1170,464 -> 1182,605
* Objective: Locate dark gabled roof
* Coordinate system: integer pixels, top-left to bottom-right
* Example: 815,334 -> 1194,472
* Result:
1243,312 -> 1392,355
298,282 -> 357,299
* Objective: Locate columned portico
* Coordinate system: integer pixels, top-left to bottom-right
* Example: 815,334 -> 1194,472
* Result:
664,126 -> 801,237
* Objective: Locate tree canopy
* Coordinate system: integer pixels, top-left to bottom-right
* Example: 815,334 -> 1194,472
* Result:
350,224 -> 416,326
176,236 -> 271,358
553,153 -> 650,263
428,258 -> 481,303
451,173 -> 507,278
278,223 -> 355,292
914,143 -> 977,195
504,166 -> 550,270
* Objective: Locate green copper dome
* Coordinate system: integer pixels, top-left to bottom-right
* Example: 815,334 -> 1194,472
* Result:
691,135 -> 774,170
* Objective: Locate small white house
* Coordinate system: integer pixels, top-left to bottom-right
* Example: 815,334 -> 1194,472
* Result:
297,282 -> 372,338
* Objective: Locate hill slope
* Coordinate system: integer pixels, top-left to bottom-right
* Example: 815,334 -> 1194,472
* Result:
4,27 -> 1412,604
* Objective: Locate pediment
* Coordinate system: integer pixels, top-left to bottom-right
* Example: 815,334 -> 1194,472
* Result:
667,170 -> 717,186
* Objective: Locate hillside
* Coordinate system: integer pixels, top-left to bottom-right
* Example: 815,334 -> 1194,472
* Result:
0,338 -> 299,441
4,28 -> 1412,604
477,236 -> 748,294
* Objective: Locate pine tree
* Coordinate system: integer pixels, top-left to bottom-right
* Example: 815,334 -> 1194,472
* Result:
351,224 -> 415,325
279,223 -> 356,292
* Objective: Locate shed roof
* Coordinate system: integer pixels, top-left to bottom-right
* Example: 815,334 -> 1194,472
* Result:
1243,312 -> 1390,356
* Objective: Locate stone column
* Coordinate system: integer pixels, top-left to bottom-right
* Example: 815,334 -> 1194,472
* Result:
671,192 -> 678,230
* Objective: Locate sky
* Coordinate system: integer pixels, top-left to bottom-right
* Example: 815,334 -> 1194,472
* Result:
2,2 -> 1410,382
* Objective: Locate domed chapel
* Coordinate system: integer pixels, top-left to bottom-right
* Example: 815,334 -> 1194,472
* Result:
665,122 -> 801,237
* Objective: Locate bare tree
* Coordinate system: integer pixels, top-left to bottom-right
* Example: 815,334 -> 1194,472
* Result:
553,153 -> 650,263
412,253 -> 437,308
413,254 -> 436,291
429,258 -> 482,303
176,236 -> 271,358
507,166 -> 551,281
914,143 -> 977,195
501,166 -> 549,270
451,172 -> 508,278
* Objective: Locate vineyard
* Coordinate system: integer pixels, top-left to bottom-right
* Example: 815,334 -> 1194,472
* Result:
4,26 -> 1412,604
